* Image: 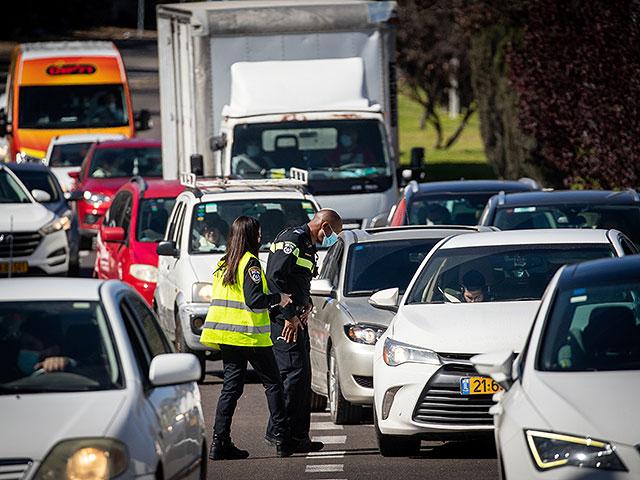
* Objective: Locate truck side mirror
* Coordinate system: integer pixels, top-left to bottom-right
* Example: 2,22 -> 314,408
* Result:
210,133 -> 226,152
190,154 -> 204,176
410,147 -> 425,181
135,109 -> 152,131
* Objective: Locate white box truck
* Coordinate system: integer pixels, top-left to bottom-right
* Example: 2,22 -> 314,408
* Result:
157,0 -> 400,227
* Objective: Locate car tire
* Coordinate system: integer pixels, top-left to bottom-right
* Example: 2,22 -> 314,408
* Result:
310,390 -> 327,412
175,314 -> 206,383
327,347 -> 362,424
374,408 -> 420,457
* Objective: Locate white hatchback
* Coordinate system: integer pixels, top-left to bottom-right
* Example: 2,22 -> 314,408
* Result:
0,278 -> 206,479
473,255 -> 640,479
371,229 -> 636,456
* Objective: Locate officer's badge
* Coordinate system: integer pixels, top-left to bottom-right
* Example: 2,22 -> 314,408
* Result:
283,242 -> 295,255
248,266 -> 262,284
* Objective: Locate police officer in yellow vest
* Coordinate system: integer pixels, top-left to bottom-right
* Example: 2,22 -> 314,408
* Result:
200,216 -> 294,460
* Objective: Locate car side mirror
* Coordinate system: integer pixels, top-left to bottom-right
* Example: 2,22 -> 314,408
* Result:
369,287 -> 399,313
471,350 -> 516,390
64,190 -> 83,201
210,133 -> 226,152
149,353 -> 201,386
135,109 -> 152,131
68,171 -> 80,180
310,278 -> 335,298
102,226 -> 125,242
31,189 -> 51,202
157,240 -> 179,257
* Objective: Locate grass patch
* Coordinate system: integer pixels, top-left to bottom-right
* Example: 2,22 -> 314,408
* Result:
397,92 -> 495,181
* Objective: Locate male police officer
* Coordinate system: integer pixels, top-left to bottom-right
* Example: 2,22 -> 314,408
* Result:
264,209 -> 343,453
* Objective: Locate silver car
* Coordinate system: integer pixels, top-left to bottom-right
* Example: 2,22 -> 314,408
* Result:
0,278 -> 206,479
308,226 -> 491,424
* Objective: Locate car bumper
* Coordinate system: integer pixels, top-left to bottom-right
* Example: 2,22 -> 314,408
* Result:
335,340 -> 376,404
0,229 -> 69,275
373,357 -> 495,438
178,303 -> 217,352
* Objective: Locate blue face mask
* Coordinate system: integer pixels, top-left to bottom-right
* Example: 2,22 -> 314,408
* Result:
339,135 -> 353,148
246,145 -> 260,158
321,226 -> 338,248
17,349 -> 40,374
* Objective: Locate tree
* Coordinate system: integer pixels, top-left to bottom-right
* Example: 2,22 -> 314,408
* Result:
396,0 -> 476,150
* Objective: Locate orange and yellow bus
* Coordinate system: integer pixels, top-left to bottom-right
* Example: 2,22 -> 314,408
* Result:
0,41 -> 150,163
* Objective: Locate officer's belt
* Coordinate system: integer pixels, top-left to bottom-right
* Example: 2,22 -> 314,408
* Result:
209,298 -> 267,314
202,321 -> 270,334
270,241 -> 315,273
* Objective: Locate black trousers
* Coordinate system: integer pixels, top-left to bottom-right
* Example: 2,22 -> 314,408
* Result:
213,344 -> 288,439
266,309 -> 312,441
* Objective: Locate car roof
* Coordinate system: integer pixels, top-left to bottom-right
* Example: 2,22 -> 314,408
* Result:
123,178 -> 185,198
494,189 -> 640,206
194,186 -> 312,201
0,278 -> 108,302
438,228 -> 613,249
411,180 -> 536,195
344,225 -> 493,243
5,162 -> 51,174
94,139 -> 162,149
559,255 -> 640,289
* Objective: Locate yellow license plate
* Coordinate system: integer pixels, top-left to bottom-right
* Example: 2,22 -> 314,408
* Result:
0,262 -> 28,274
460,376 -> 502,395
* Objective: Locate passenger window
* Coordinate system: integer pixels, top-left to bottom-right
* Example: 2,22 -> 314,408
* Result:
124,295 -> 173,356
119,299 -> 152,380
326,240 -> 344,287
166,202 -> 184,242
174,204 -> 187,245
105,193 -> 125,228
620,236 -> 637,255
120,193 -> 133,235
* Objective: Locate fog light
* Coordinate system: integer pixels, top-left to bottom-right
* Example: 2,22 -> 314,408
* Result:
190,315 -> 205,335
382,386 -> 401,420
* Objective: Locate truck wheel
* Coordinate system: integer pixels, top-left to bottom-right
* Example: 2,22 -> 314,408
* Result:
327,348 -> 362,424
175,315 -> 206,383
310,390 -> 327,412
374,409 -> 420,457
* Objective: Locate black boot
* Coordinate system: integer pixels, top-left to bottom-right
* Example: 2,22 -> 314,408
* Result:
209,437 -> 249,461
274,435 -> 295,458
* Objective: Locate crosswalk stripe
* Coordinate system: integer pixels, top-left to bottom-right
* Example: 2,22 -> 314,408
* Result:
306,450 -> 345,459
312,412 -> 330,417
311,435 -> 346,444
311,422 -> 343,430
305,464 -> 344,473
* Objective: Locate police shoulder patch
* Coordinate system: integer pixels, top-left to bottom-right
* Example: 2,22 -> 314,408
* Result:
248,266 -> 262,284
283,242 -> 296,255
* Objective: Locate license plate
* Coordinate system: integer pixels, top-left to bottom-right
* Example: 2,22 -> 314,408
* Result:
460,376 -> 502,395
0,261 -> 28,274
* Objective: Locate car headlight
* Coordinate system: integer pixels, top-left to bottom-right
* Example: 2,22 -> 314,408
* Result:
129,264 -> 158,283
34,438 -> 128,480
382,337 -> 441,367
192,282 -> 213,303
525,430 -> 627,472
83,191 -> 111,205
344,324 -> 385,345
39,217 -> 65,235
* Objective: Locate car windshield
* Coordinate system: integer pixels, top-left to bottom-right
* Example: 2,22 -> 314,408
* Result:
0,170 -> 31,203
493,204 -> 640,246
231,119 -> 392,182
406,244 -> 615,304
89,147 -> 162,178
11,170 -> 60,202
407,192 -> 499,226
345,238 -> 440,296
538,282 -> 640,371
18,84 -> 128,129
190,199 -> 317,254
0,301 -> 122,393
49,142 -> 93,168
136,197 -> 177,242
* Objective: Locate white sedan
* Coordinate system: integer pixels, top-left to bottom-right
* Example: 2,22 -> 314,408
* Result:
371,229 -> 636,457
473,255 -> 640,478
0,278 -> 206,479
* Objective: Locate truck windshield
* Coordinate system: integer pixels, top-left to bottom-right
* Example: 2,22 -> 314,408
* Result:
231,119 -> 392,195
18,84 -> 128,129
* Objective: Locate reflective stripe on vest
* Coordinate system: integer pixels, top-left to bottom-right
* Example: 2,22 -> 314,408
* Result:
199,251 -> 272,348
270,241 -> 315,273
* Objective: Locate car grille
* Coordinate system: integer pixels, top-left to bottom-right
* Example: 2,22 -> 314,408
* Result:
353,375 -> 373,388
0,232 -> 42,258
0,459 -> 32,480
412,363 -> 495,426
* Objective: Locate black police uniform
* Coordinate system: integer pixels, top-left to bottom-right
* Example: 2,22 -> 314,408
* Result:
265,224 -> 317,444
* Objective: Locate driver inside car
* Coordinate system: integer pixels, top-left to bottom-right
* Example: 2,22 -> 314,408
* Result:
16,316 -> 72,375
326,127 -> 377,168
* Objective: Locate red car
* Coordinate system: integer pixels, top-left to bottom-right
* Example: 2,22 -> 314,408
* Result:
94,177 -> 184,305
72,138 -> 162,242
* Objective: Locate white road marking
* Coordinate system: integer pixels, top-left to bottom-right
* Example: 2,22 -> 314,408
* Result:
312,412 -> 330,417
307,450 -> 345,459
311,422 -> 343,430
311,435 -> 346,444
305,464 -> 344,473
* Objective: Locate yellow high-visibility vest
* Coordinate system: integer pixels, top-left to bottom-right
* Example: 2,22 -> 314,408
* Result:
200,251 -> 272,347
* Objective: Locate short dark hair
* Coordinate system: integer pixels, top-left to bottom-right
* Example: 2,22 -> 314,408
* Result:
461,270 -> 486,291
